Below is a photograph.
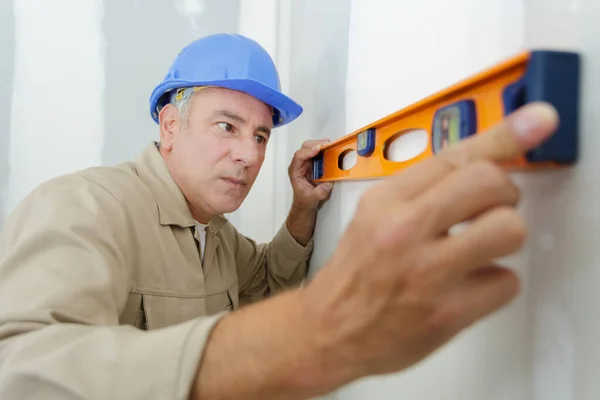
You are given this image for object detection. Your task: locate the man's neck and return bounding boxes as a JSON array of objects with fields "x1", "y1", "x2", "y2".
[
  {"x1": 156, "y1": 144, "x2": 215, "y2": 225},
  {"x1": 189, "y1": 206, "x2": 212, "y2": 225}
]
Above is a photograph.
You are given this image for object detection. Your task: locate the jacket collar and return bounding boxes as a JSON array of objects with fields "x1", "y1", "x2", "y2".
[{"x1": 134, "y1": 142, "x2": 227, "y2": 233}]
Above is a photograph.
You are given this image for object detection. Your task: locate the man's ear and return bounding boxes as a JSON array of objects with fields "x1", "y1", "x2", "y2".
[{"x1": 158, "y1": 104, "x2": 180, "y2": 151}]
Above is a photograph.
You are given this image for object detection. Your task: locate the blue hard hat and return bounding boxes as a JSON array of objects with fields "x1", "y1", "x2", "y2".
[{"x1": 149, "y1": 33, "x2": 303, "y2": 128}]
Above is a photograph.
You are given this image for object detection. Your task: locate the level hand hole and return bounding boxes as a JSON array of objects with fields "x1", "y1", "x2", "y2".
[
  {"x1": 384, "y1": 129, "x2": 428, "y2": 162},
  {"x1": 338, "y1": 149, "x2": 357, "y2": 170}
]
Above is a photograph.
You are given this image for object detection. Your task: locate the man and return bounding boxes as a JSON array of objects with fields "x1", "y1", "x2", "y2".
[{"x1": 0, "y1": 33, "x2": 559, "y2": 399}]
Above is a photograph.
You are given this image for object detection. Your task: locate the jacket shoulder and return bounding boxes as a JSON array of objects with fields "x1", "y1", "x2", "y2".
[
  {"x1": 77, "y1": 162, "x2": 159, "y2": 217},
  {"x1": 76, "y1": 162, "x2": 151, "y2": 199},
  {"x1": 6, "y1": 162, "x2": 155, "y2": 224}
]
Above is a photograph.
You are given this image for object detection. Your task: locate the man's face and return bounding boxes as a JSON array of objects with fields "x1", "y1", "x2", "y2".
[{"x1": 158, "y1": 87, "x2": 273, "y2": 222}]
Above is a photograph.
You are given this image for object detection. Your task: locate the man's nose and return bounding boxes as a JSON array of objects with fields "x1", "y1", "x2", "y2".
[{"x1": 231, "y1": 136, "x2": 260, "y2": 167}]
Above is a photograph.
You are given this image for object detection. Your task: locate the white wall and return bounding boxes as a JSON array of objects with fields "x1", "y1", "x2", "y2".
[
  {"x1": 7, "y1": 0, "x2": 105, "y2": 216},
  {"x1": 522, "y1": 0, "x2": 600, "y2": 399},
  {"x1": 0, "y1": 0, "x2": 14, "y2": 229},
  {"x1": 280, "y1": 0, "x2": 352, "y2": 276}
]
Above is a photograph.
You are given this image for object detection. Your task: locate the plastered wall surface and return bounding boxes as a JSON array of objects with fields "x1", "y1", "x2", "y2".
[
  {"x1": 0, "y1": 0, "x2": 13, "y2": 228},
  {"x1": 521, "y1": 0, "x2": 600, "y2": 398},
  {"x1": 278, "y1": 0, "x2": 352, "y2": 275},
  {"x1": 7, "y1": 0, "x2": 106, "y2": 217}
]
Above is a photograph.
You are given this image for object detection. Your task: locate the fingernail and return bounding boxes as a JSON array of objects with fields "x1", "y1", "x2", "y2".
[
  {"x1": 313, "y1": 144, "x2": 322, "y2": 151},
  {"x1": 324, "y1": 182, "x2": 334, "y2": 191},
  {"x1": 512, "y1": 103, "x2": 559, "y2": 146}
]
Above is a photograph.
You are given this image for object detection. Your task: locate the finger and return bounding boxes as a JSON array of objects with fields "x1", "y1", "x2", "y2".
[
  {"x1": 418, "y1": 160, "x2": 520, "y2": 236},
  {"x1": 432, "y1": 265, "x2": 520, "y2": 335},
  {"x1": 292, "y1": 146, "x2": 323, "y2": 165},
  {"x1": 291, "y1": 142, "x2": 331, "y2": 171},
  {"x1": 290, "y1": 151, "x2": 318, "y2": 176},
  {"x1": 440, "y1": 102, "x2": 558, "y2": 165},
  {"x1": 428, "y1": 205, "x2": 526, "y2": 281},
  {"x1": 381, "y1": 102, "x2": 559, "y2": 201},
  {"x1": 302, "y1": 139, "x2": 330, "y2": 149}
]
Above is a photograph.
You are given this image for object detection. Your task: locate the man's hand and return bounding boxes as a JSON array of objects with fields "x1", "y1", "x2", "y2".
[
  {"x1": 192, "y1": 103, "x2": 560, "y2": 400},
  {"x1": 302, "y1": 102, "x2": 559, "y2": 382},
  {"x1": 288, "y1": 139, "x2": 334, "y2": 210},
  {"x1": 285, "y1": 139, "x2": 335, "y2": 246}
]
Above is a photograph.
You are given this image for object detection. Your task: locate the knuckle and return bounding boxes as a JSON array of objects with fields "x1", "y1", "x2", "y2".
[
  {"x1": 437, "y1": 145, "x2": 473, "y2": 170},
  {"x1": 470, "y1": 161, "x2": 519, "y2": 203},
  {"x1": 413, "y1": 199, "x2": 435, "y2": 221},
  {"x1": 495, "y1": 207, "x2": 527, "y2": 247},
  {"x1": 407, "y1": 199, "x2": 436, "y2": 230},
  {"x1": 405, "y1": 254, "x2": 440, "y2": 291},
  {"x1": 302, "y1": 141, "x2": 315, "y2": 150},
  {"x1": 471, "y1": 160, "x2": 504, "y2": 186},
  {"x1": 498, "y1": 268, "x2": 521, "y2": 299},
  {"x1": 374, "y1": 205, "x2": 425, "y2": 251},
  {"x1": 426, "y1": 303, "x2": 461, "y2": 336}
]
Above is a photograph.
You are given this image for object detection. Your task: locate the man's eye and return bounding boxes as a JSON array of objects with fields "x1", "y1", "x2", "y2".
[
  {"x1": 217, "y1": 122, "x2": 234, "y2": 132},
  {"x1": 255, "y1": 135, "x2": 267, "y2": 144}
]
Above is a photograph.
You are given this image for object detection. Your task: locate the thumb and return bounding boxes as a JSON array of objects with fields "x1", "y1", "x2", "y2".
[
  {"x1": 315, "y1": 182, "x2": 334, "y2": 198},
  {"x1": 439, "y1": 102, "x2": 559, "y2": 165}
]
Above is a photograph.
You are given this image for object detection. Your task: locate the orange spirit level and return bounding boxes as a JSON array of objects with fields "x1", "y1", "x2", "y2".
[{"x1": 313, "y1": 50, "x2": 580, "y2": 182}]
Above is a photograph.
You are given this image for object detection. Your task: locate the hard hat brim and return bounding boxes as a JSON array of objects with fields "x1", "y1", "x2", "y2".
[{"x1": 150, "y1": 79, "x2": 303, "y2": 128}]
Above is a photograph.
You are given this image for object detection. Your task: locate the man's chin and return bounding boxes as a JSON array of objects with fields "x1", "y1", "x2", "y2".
[{"x1": 210, "y1": 197, "x2": 245, "y2": 215}]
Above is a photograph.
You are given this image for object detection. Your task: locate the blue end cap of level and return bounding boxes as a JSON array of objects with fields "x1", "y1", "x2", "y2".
[{"x1": 503, "y1": 50, "x2": 581, "y2": 164}]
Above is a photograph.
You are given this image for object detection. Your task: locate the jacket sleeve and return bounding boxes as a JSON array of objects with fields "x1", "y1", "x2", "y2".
[
  {"x1": 233, "y1": 221, "x2": 314, "y2": 305},
  {"x1": 0, "y1": 174, "x2": 223, "y2": 400}
]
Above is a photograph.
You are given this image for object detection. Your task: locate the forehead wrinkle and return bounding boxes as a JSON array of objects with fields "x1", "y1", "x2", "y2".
[{"x1": 213, "y1": 109, "x2": 245, "y2": 124}]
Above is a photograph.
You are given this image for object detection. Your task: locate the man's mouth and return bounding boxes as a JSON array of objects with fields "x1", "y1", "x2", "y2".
[{"x1": 222, "y1": 177, "x2": 247, "y2": 187}]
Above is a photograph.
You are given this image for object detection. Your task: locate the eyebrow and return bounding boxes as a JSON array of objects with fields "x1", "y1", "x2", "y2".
[{"x1": 213, "y1": 110, "x2": 271, "y2": 136}]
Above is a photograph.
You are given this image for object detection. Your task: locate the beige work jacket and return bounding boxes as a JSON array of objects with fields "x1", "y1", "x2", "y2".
[{"x1": 0, "y1": 142, "x2": 313, "y2": 399}]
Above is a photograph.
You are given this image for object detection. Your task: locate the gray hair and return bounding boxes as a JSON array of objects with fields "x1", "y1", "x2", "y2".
[
  {"x1": 155, "y1": 86, "x2": 204, "y2": 130},
  {"x1": 169, "y1": 88, "x2": 197, "y2": 129},
  {"x1": 156, "y1": 88, "x2": 200, "y2": 147}
]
